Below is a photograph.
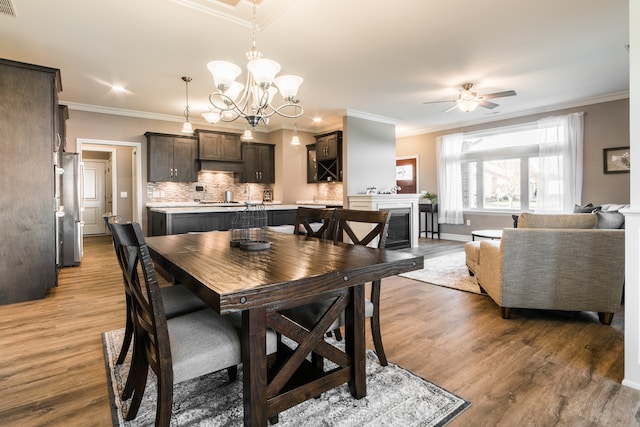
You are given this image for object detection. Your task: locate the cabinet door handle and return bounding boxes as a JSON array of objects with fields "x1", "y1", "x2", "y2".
[
  {"x1": 170, "y1": 168, "x2": 173, "y2": 177},
  {"x1": 175, "y1": 168, "x2": 178, "y2": 178}
]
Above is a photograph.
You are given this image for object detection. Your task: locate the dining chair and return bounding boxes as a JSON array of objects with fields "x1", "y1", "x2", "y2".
[
  {"x1": 330, "y1": 208, "x2": 391, "y2": 365},
  {"x1": 109, "y1": 222, "x2": 278, "y2": 426},
  {"x1": 104, "y1": 215, "x2": 208, "y2": 365},
  {"x1": 284, "y1": 208, "x2": 391, "y2": 366},
  {"x1": 293, "y1": 206, "x2": 336, "y2": 239}
]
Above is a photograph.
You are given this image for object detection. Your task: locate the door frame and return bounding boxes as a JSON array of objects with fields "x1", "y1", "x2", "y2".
[
  {"x1": 396, "y1": 155, "x2": 420, "y2": 194},
  {"x1": 77, "y1": 138, "x2": 143, "y2": 225},
  {"x1": 82, "y1": 158, "x2": 108, "y2": 235}
]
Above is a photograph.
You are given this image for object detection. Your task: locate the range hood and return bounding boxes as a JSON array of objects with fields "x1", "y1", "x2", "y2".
[{"x1": 198, "y1": 159, "x2": 244, "y2": 173}]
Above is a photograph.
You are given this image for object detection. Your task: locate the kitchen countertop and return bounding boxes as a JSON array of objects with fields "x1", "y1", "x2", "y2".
[
  {"x1": 294, "y1": 200, "x2": 343, "y2": 206},
  {"x1": 149, "y1": 203, "x2": 324, "y2": 214}
]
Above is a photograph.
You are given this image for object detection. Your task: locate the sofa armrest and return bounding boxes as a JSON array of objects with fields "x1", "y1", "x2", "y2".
[{"x1": 477, "y1": 240, "x2": 503, "y2": 301}]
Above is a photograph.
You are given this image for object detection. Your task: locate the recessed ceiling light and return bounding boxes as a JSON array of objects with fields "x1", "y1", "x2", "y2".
[
  {"x1": 111, "y1": 84, "x2": 127, "y2": 93},
  {"x1": 313, "y1": 117, "x2": 322, "y2": 123}
]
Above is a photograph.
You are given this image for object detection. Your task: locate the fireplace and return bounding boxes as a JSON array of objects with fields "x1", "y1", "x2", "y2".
[
  {"x1": 385, "y1": 208, "x2": 411, "y2": 249},
  {"x1": 347, "y1": 193, "x2": 420, "y2": 248}
]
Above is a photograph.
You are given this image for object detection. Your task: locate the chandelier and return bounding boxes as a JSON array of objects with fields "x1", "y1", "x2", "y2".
[{"x1": 205, "y1": 0, "x2": 303, "y2": 129}]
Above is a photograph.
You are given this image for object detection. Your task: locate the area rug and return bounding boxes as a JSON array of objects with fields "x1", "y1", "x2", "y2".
[
  {"x1": 399, "y1": 251, "x2": 483, "y2": 295},
  {"x1": 103, "y1": 329, "x2": 470, "y2": 426}
]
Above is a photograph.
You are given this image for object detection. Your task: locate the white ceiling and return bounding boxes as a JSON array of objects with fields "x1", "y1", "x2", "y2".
[{"x1": 0, "y1": 0, "x2": 629, "y2": 136}]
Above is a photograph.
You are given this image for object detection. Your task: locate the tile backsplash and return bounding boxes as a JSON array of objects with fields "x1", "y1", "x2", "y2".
[
  {"x1": 147, "y1": 171, "x2": 344, "y2": 204},
  {"x1": 147, "y1": 171, "x2": 270, "y2": 203}
]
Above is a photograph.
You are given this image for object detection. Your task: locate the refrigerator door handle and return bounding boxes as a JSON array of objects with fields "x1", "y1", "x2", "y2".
[{"x1": 79, "y1": 161, "x2": 85, "y2": 212}]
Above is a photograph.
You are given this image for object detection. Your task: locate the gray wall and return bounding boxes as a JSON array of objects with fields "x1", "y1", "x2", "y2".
[
  {"x1": 397, "y1": 98, "x2": 630, "y2": 238},
  {"x1": 343, "y1": 115, "x2": 397, "y2": 197}
]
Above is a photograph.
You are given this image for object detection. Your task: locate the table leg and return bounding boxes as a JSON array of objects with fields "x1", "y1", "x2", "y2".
[
  {"x1": 242, "y1": 307, "x2": 268, "y2": 427},
  {"x1": 345, "y1": 283, "x2": 366, "y2": 398}
]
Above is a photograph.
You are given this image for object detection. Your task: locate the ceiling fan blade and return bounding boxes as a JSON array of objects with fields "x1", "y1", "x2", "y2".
[
  {"x1": 478, "y1": 100, "x2": 499, "y2": 109},
  {"x1": 443, "y1": 103, "x2": 459, "y2": 113},
  {"x1": 479, "y1": 90, "x2": 516, "y2": 100},
  {"x1": 423, "y1": 100, "x2": 457, "y2": 105}
]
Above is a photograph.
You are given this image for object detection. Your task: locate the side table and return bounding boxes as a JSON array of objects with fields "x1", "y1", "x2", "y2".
[{"x1": 419, "y1": 203, "x2": 440, "y2": 240}]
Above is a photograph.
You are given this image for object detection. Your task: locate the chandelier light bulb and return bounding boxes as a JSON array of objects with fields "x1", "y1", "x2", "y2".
[
  {"x1": 247, "y1": 58, "x2": 281, "y2": 86},
  {"x1": 207, "y1": 61, "x2": 242, "y2": 91},
  {"x1": 274, "y1": 75, "x2": 303, "y2": 100},
  {"x1": 201, "y1": 110, "x2": 221, "y2": 124}
]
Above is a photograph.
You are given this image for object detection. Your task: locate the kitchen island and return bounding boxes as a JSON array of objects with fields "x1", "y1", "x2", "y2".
[{"x1": 148, "y1": 203, "x2": 326, "y2": 236}]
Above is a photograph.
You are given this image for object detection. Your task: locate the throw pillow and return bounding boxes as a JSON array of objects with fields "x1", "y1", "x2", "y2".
[
  {"x1": 595, "y1": 211, "x2": 625, "y2": 229},
  {"x1": 573, "y1": 203, "x2": 601, "y2": 213}
]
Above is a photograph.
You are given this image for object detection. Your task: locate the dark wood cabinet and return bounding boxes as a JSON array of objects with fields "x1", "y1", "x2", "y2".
[
  {"x1": 145, "y1": 132, "x2": 198, "y2": 182},
  {"x1": 314, "y1": 131, "x2": 342, "y2": 182},
  {"x1": 241, "y1": 143, "x2": 275, "y2": 183},
  {"x1": 197, "y1": 130, "x2": 242, "y2": 161},
  {"x1": 0, "y1": 58, "x2": 61, "y2": 304},
  {"x1": 149, "y1": 208, "x2": 298, "y2": 236},
  {"x1": 306, "y1": 144, "x2": 317, "y2": 183}
]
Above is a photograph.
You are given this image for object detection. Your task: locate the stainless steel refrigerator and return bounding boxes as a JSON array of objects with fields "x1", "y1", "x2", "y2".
[{"x1": 61, "y1": 152, "x2": 84, "y2": 266}]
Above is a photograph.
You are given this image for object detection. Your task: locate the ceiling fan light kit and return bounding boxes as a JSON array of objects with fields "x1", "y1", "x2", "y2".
[
  {"x1": 206, "y1": 0, "x2": 303, "y2": 129},
  {"x1": 424, "y1": 82, "x2": 516, "y2": 113}
]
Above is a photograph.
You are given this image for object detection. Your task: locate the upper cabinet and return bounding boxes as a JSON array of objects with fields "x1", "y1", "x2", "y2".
[
  {"x1": 241, "y1": 143, "x2": 275, "y2": 183},
  {"x1": 306, "y1": 144, "x2": 317, "y2": 183},
  {"x1": 145, "y1": 132, "x2": 198, "y2": 182},
  {"x1": 314, "y1": 131, "x2": 342, "y2": 182},
  {"x1": 197, "y1": 130, "x2": 242, "y2": 162}
]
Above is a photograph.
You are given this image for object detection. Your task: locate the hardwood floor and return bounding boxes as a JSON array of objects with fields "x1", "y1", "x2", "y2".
[{"x1": 0, "y1": 235, "x2": 638, "y2": 426}]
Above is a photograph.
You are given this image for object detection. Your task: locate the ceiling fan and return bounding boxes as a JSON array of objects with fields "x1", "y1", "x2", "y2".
[{"x1": 423, "y1": 83, "x2": 516, "y2": 113}]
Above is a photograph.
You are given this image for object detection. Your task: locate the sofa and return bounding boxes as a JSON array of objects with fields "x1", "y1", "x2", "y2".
[{"x1": 464, "y1": 212, "x2": 625, "y2": 324}]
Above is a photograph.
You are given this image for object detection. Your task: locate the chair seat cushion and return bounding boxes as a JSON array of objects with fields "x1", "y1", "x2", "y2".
[
  {"x1": 168, "y1": 309, "x2": 242, "y2": 384},
  {"x1": 160, "y1": 284, "x2": 208, "y2": 318},
  {"x1": 168, "y1": 309, "x2": 278, "y2": 384}
]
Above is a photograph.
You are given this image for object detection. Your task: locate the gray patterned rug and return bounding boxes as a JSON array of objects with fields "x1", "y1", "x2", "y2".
[
  {"x1": 399, "y1": 251, "x2": 484, "y2": 295},
  {"x1": 103, "y1": 328, "x2": 470, "y2": 426}
]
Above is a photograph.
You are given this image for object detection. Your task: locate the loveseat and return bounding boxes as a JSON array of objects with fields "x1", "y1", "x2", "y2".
[{"x1": 465, "y1": 212, "x2": 625, "y2": 325}]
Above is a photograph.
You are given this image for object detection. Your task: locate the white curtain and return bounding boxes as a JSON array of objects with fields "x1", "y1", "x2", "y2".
[
  {"x1": 535, "y1": 112, "x2": 584, "y2": 213},
  {"x1": 436, "y1": 133, "x2": 465, "y2": 224}
]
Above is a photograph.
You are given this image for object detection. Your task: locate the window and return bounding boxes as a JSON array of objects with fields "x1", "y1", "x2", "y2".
[
  {"x1": 460, "y1": 124, "x2": 540, "y2": 211},
  {"x1": 437, "y1": 112, "x2": 583, "y2": 221}
]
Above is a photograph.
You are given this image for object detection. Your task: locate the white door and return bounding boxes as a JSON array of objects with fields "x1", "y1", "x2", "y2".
[{"x1": 83, "y1": 160, "x2": 107, "y2": 235}]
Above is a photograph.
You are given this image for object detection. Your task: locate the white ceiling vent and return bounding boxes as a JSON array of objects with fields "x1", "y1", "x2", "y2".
[{"x1": 0, "y1": 0, "x2": 15, "y2": 17}]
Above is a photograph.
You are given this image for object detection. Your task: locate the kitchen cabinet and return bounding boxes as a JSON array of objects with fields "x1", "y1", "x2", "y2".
[
  {"x1": 306, "y1": 144, "x2": 317, "y2": 183},
  {"x1": 149, "y1": 208, "x2": 298, "y2": 236},
  {"x1": 241, "y1": 143, "x2": 275, "y2": 183},
  {"x1": 145, "y1": 132, "x2": 198, "y2": 182},
  {"x1": 0, "y1": 58, "x2": 61, "y2": 304},
  {"x1": 197, "y1": 129, "x2": 242, "y2": 162},
  {"x1": 314, "y1": 130, "x2": 342, "y2": 182}
]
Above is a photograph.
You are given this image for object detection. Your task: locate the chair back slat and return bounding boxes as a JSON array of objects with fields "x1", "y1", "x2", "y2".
[
  {"x1": 332, "y1": 209, "x2": 390, "y2": 249},
  {"x1": 109, "y1": 222, "x2": 173, "y2": 383},
  {"x1": 294, "y1": 207, "x2": 336, "y2": 239}
]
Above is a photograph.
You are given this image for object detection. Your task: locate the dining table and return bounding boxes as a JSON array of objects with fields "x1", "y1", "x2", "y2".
[{"x1": 146, "y1": 229, "x2": 424, "y2": 427}]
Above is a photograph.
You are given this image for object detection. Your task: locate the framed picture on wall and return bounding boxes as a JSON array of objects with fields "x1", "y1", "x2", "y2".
[{"x1": 603, "y1": 146, "x2": 630, "y2": 174}]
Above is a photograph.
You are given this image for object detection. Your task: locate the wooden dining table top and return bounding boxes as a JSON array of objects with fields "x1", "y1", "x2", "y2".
[{"x1": 146, "y1": 230, "x2": 424, "y2": 314}]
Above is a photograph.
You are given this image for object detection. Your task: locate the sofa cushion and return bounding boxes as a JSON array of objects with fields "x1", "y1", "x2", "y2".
[
  {"x1": 601, "y1": 203, "x2": 630, "y2": 212},
  {"x1": 573, "y1": 203, "x2": 601, "y2": 213},
  {"x1": 518, "y1": 213, "x2": 597, "y2": 229},
  {"x1": 595, "y1": 211, "x2": 625, "y2": 229}
]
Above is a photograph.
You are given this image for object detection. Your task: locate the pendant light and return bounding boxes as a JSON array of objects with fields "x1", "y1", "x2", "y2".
[
  {"x1": 181, "y1": 76, "x2": 194, "y2": 134},
  {"x1": 290, "y1": 124, "x2": 300, "y2": 145}
]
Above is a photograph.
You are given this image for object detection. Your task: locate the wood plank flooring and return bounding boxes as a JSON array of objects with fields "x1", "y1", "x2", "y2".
[{"x1": 0, "y1": 235, "x2": 638, "y2": 426}]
